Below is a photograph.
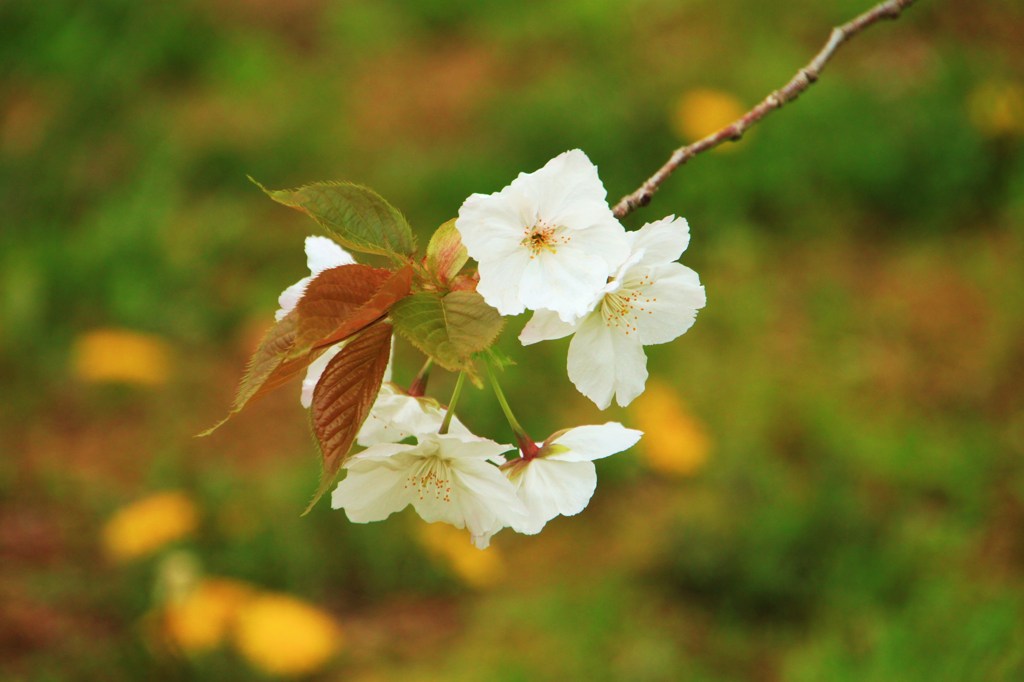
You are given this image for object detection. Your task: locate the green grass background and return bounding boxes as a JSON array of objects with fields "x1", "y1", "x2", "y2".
[{"x1": 2, "y1": 0, "x2": 1023, "y2": 679}]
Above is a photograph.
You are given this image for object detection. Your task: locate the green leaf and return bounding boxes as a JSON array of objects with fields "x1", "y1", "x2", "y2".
[
  {"x1": 305, "y1": 321, "x2": 393, "y2": 513},
  {"x1": 256, "y1": 179, "x2": 417, "y2": 258},
  {"x1": 425, "y1": 219, "x2": 468, "y2": 285},
  {"x1": 390, "y1": 290, "x2": 504, "y2": 372}
]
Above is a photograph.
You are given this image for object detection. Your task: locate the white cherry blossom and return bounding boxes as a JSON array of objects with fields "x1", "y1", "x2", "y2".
[
  {"x1": 456, "y1": 149, "x2": 629, "y2": 323},
  {"x1": 500, "y1": 423, "x2": 642, "y2": 536},
  {"x1": 355, "y1": 383, "x2": 470, "y2": 446},
  {"x1": 331, "y1": 432, "x2": 525, "y2": 548},
  {"x1": 519, "y1": 216, "x2": 706, "y2": 409},
  {"x1": 302, "y1": 349, "x2": 473, "y2": 447}
]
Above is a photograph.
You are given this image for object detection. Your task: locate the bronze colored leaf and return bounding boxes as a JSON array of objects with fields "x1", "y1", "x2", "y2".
[
  {"x1": 198, "y1": 312, "x2": 325, "y2": 436},
  {"x1": 307, "y1": 265, "x2": 411, "y2": 351},
  {"x1": 201, "y1": 265, "x2": 410, "y2": 437},
  {"x1": 305, "y1": 321, "x2": 393, "y2": 512},
  {"x1": 290, "y1": 264, "x2": 411, "y2": 356}
]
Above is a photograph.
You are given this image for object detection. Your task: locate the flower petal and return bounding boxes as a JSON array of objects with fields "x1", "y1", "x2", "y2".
[
  {"x1": 508, "y1": 459, "x2": 597, "y2": 534},
  {"x1": 305, "y1": 236, "x2": 354, "y2": 274},
  {"x1": 474, "y1": 246, "x2": 533, "y2": 317},
  {"x1": 547, "y1": 422, "x2": 644, "y2": 462},
  {"x1": 331, "y1": 452, "x2": 416, "y2": 522},
  {"x1": 567, "y1": 218, "x2": 630, "y2": 272},
  {"x1": 630, "y1": 263, "x2": 706, "y2": 346},
  {"x1": 455, "y1": 185, "x2": 531, "y2": 315},
  {"x1": 523, "y1": 149, "x2": 609, "y2": 220},
  {"x1": 518, "y1": 249, "x2": 607, "y2": 322},
  {"x1": 521, "y1": 150, "x2": 627, "y2": 272},
  {"x1": 344, "y1": 442, "x2": 415, "y2": 462},
  {"x1": 567, "y1": 312, "x2": 649, "y2": 409},
  {"x1": 452, "y1": 458, "x2": 526, "y2": 535},
  {"x1": 275, "y1": 276, "x2": 311, "y2": 321},
  {"x1": 519, "y1": 310, "x2": 579, "y2": 346},
  {"x1": 357, "y1": 385, "x2": 439, "y2": 445},
  {"x1": 413, "y1": 458, "x2": 521, "y2": 539},
  {"x1": 434, "y1": 433, "x2": 514, "y2": 462},
  {"x1": 626, "y1": 216, "x2": 690, "y2": 267},
  {"x1": 456, "y1": 187, "x2": 531, "y2": 261}
]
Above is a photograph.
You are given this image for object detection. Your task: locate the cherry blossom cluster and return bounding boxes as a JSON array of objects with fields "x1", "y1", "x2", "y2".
[
  {"x1": 459, "y1": 150, "x2": 706, "y2": 409},
  {"x1": 280, "y1": 150, "x2": 704, "y2": 548}
]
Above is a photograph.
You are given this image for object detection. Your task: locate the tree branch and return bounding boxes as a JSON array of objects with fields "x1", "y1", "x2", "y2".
[{"x1": 612, "y1": 0, "x2": 921, "y2": 219}]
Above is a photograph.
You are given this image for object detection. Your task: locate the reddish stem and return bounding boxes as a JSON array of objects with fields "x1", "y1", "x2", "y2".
[{"x1": 516, "y1": 433, "x2": 541, "y2": 461}]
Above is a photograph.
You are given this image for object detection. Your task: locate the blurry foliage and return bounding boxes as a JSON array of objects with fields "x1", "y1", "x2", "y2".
[{"x1": 2, "y1": 0, "x2": 1024, "y2": 680}]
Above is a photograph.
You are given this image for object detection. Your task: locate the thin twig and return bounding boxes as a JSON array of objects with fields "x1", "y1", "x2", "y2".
[{"x1": 612, "y1": 0, "x2": 920, "y2": 219}]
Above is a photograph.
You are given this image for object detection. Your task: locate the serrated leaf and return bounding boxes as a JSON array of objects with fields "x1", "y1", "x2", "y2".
[
  {"x1": 201, "y1": 265, "x2": 411, "y2": 437},
  {"x1": 480, "y1": 346, "x2": 517, "y2": 371},
  {"x1": 305, "y1": 321, "x2": 393, "y2": 513},
  {"x1": 290, "y1": 264, "x2": 412, "y2": 356},
  {"x1": 198, "y1": 312, "x2": 326, "y2": 436},
  {"x1": 425, "y1": 219, "x2": 468, "y2": 285},
  {"x1": 258, "y1": 180, "x2": 417, "y2": 258},
  {"x1": 390, "y1": 291, "x2": 504, "y2": 372}
]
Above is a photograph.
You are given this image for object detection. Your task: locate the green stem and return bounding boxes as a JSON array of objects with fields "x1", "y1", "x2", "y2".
[
  {"x1": 485, "y1": 361, "x2": 530, "y2": 442},
  {"x1": 438, "y1": 371, "x2": 466, "y2": 435}
]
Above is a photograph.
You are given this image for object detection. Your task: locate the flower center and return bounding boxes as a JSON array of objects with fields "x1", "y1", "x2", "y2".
[
  {"x1": 601, "y1": 274, "x2": 656, "y2": 336},
  {"x1": 521, "y1": 222, "x2": 570, "y2": 258},
  {"x1": 405, "y1": 456, "x2": 453, "y2": 503}
]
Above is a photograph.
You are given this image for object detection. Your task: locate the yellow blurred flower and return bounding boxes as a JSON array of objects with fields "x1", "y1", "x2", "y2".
[
  {"x1": 631, "y1": 380, "x2": 711, "y2": 477},
  {"x1": 163, "y1": 578, "x2": 255, "y2": 654},
  {"x1": 968, "y1": 80, "x2": 1024, "y2": 137},
  {"x1": 671, "y1": 88, "x2": 747, "y2": 149},
  {"x1": 102, "y1": 491, "x2": 199, "y2": 562},
  {"x1": 72, "y1": 328, "x2": 171, "y2": 386},
  {"x1": 418, "y1": 522, "x2": 504, "y2": 589},
  {"x1": 233, "y1": 593, "x2": 343, "y2": 677}
]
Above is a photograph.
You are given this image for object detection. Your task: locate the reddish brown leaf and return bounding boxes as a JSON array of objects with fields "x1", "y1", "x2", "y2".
[
  {"x1": 314, "y1": 265, "x2": 412, "y2": 350},
  {"x1": 199, "y1": 312, "x2": 326, "y2": 436},
  {"x1": 290, "y1": 264, "x2": 391, "y2": 353},
  {"x1": 201, "y1": 265, "x2": 410, "y2": 438},
  {"x1": 290, "y1": 264, "x2": 412, "y2": 358},
  {"x1": 305, "y1": 321, "x2": 393, "y2": 512}
]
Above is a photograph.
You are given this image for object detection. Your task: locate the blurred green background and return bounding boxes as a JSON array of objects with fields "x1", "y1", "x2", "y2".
[{"x1": 3, "y1": 0, "x2": 1024, "y2": 679}]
